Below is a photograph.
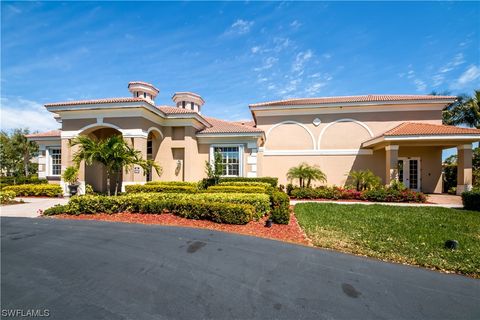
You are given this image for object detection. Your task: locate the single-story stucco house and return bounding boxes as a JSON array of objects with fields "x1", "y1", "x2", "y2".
[{"x1": 27, "y1": 81, "x2": 480, "y2": 195}]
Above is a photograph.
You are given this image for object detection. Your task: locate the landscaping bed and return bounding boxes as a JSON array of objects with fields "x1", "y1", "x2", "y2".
[
  {"x1": 51, "y1": 210, "x2": 309, "y2": 245},
  {"x1": 295, "y1": 203, "x2": 480, "y2": 277}
]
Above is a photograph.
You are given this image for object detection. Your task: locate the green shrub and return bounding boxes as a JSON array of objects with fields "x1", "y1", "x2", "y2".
[
  {"x1": 218, "y1": 181, "x2": 271, "y2": 188},
  {"x1": 62, "y1": 166, "x2": 79, "y2": 185},
  {"x1": 0, "y1": 176, "x2": 48, "y2": 188},
  {"x1": 198, "y1": 178, "x2": 218, "y2": 190},
  {"x1": 43, "y1": 204, "x2": 69, "y2": 216},
  {"x1": 145, "y1": 181, "x2": 198, "y2": 187},
  {"x1": 218, "y1": 177, "x2": 278, "y2": 187},
  {"x1": 270, "y1": 191, "x2": 290, "y2": 224},
  {"x1": 125, "y1": 184, "x2": 197, "y2": 194},
  {"x1": 206, "y1": 185, "x2": 269, "y2": 194},
  {"x1": 44, "y1": 194, "x2": 254, "y2": 224},
  {"x1": 462, "y1": 190, "x2": 480, "y2": 211},
  {"x1": 119, "y1": 192, "x2": 270, "y2": 219},
  {"x1": 0, "y1": 190, "x2": 16, "y2": 204},
  {"x1": 290, "y1": 186, "x2": 426, "y2": 203},
  {"x1": 361, "y1": 188, "x2": 426, "y2": 203},
  {"x1": 2, "y1": 184, "x2": 63, "y2": 197}
]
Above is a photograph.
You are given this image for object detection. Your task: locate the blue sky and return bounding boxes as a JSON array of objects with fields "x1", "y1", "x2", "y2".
[{"x1": 1, "y1": 1, "x2": 479, "y2": 135}]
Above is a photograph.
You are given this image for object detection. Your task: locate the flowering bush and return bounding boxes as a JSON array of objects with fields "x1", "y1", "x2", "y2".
[
  {"x1": 0, "y1": 190, "x2": 16, "y2": 204},
  {"x1": 290, "y1": 186, "x2": 426, "y2": 203}
]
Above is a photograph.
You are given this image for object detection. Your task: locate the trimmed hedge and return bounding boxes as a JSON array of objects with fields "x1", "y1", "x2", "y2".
[
  {"x1": 2, "y1": 184, "x2": 63, "y2": 197},
  {"x1": 218, "y1": 181, "x2": 271, "y2": 188},
  {"x1": 145, "y1": 181, "x2": 198, "y2": 187},
  {"x1": 0, "y1": 190, "x2": 16, "y2": 204},
  {"x1": 43, "y1": 194, "x2": 254, "y2": 224},
  {"x1": 125, "y1": 184, "x2": 197, "y2": 194},
  {"x1": 290, "y1": 186, "x2": 426, "y2": 203},
  {"x1": 218, "y1": 177, "x2": 278, "y2": 187},
  {"x1": 206, "y1": 185, "x2": 269, "y2": 194},
  {"x1": 270, "y1": 191, "x2": 290, "y2": 224},
  {"x1": 0, "y1": 176, "x2": 48, "y2": 188},
  {"x1": 462, "y1": 190, "x2": 480, "y2": 211},
  {"x1": 124, "y1": 192, "x2": 270, "y2": 219}
]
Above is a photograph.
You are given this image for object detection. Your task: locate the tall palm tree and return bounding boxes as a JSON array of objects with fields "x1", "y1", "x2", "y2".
[
  {"x1": 70, "y1": 135, "x2": 161, "y2": 196},
  {"x1": 442, "y1": 90, "x2": 480, "y2": 128},
  {"x1": 287, "y1": 163, "x2": 327, "y2": 187}
]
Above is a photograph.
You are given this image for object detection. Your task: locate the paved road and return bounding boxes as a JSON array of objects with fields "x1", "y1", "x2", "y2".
[
  {"x1": 2, "y1": 217, "x2": 479, "y2": 320},
  {"x1": 0, "y1": 197, "x2": 69, "y2": 218}
]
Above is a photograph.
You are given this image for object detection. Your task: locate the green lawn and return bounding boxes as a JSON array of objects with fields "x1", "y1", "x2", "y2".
[{"x1": 295, "y1": 203, "x2": 480, "y2": 277}]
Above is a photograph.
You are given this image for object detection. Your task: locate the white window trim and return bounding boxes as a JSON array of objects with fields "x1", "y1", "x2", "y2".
[
  {"x1": 398, "y1": 157, "x2": 421, "y2": 192},
  {"x1": 209, "y1": 144, "x2": 244, "y2": 177},
  {"x1": 46, "y1": 146, "x2": 61, "y2": 176}
]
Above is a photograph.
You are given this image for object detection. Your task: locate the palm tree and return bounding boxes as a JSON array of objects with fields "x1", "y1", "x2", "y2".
[
  {"x1": 442, "y1": 90, "x2": 480, "y2": 128},
  {"x1": 287, "y1": 163, "x2": 327, "y2": 188},
  {"x1": 346, "y1": 169, "x2": 381, "y2": 191},
  {"x1": 70, "y1": 135, "x2": 161, "y2": 196}
]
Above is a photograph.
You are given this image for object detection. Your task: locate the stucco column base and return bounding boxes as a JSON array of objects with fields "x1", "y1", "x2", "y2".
[
  {"x1": 456, "y1": 144, "x2": 473, "y2": 195},
  {"x1": 385, "y1": 145, "x2": 399, "y2": 185}
]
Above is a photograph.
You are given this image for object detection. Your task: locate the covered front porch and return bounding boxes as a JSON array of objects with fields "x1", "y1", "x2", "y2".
[{"x1": 362, "y1": 123, "x2": 480, "y2": 195}]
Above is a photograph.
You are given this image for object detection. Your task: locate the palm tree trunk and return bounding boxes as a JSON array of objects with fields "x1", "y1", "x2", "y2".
[
  {"x1": 106, "y1": 169, "x2": 111, "y2": 196},
  {"x1": 114, "y1": 170, "x2": 120, "y2": 196}
]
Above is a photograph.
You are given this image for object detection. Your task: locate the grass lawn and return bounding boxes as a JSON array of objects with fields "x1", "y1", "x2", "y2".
[{"x1": 295, "y1": 203, "x2": 480, "y2": 277}]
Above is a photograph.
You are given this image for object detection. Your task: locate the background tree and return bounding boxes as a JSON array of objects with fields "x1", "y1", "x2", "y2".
[
  {"x1": 441, "y1": 90, "x2": 480, "y2": 128},
  {"x1": 0, "y1": 129, "x2": 39, "y2": 180},
  {"x1": 71, "y1": 134, "x2": 161, "y2": 196}
]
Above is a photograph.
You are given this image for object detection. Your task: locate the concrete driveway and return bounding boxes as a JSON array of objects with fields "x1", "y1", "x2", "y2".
[
  {"x1": 0, "y1": 197, "x2": 68, "y2": 218},
  {"x1": 2, "y1": 217, "x2": 479, "y2": 320}
]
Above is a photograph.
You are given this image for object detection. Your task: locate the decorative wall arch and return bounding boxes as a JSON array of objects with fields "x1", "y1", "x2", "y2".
[
  {"x1": 266, "y1": 120, "x2": 316, "y2": 150},
  {"x1": 318, "y1": 118, "x2": 373, "y2": 149},
  {"x1": 78, "y1": 122, "x2": 123, "y2": 135},
  {"x1": 147, "y1": 127, "x2": 164, "y2": 140}
]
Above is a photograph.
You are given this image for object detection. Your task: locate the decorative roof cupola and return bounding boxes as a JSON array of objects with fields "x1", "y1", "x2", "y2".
[
  {"x1": 128, "y1": 81, "x2": 159, "y2": 104},
  {"x1": 172, "y1": 92, "x2": 205, "y2": 113}
]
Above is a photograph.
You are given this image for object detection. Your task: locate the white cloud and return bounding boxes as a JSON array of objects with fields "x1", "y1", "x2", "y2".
[
  {"x1": 439, "y1": 53, "x2": 465, "y2": 73},
  {"x1": 292, "y1": 50, "x2": 313, "y2": 73},
  {"x1": 228, "y1": 19, "x2": 254, "y2": 35},
  {"x1": 432, "y1": 74, "x2": 445, "y2": 87},
  {"x1": 254, "y1": 57, "x2": 278, "y2": 72},
  {"x1": 322, "y1": 53, "x2": 332, "y2": 59},
  {"x1": 0, "y1": 97, "x2": 59, "y2": 132},
  {"x1": 305, "y1": 82, "x2": 326, "y2": 96},
  {"x1": 414, "y1": 79, "x2": 427, "y2": 92},
  {"x1": 454, "y1": 65, "x2": 480, "y2": 87},
  {"x1": 273, "y1": 37, "x2": 291, "y2": 52},
  {"x1": 251, "y1": 46, "x2": 260, "y2": 54},
  {"x1": 290, "y1": 20, "x2": 301, "y2": 29}
]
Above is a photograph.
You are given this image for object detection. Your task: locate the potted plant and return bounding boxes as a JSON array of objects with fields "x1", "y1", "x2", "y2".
[{"x1": 62, "y1": 166, "x2": 79, "y2": 196}]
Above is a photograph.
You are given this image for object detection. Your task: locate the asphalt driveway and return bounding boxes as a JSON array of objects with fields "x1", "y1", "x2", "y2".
[{"x1": 1, "y1": 217, "x2": 479, "y2": 320}]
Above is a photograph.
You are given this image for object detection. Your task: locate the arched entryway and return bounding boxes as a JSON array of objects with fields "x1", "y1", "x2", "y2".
[
  {"x1": 81, "y1": 126, "x2": 123, "y2": 194},
  {"x1": 146, "y1": 128, "x2": 163, "y2": 181}
]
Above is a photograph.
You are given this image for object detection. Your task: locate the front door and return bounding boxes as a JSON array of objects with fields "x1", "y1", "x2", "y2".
[{"x1": 398, "y1": 157, "x2": 421, "y2": 191}]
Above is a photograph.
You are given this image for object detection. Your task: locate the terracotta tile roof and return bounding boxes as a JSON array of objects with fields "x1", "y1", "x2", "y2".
[
  {"x1": 233, "y1": 120, "x2": 256, "y2": 127},
  {"x1": 45, "y1": 97, "x2": 155, "y2": 107},
  {"x1": 383, "y1": 122, "x2": 480, "y2": 136},
  {"x1": 25, "y1": 130, "x2": 61, "y2": 138},
  {"x1": 156, "y1": 105, "x2": 199, "y2": 114},
  {"x1": 198, "y1": 117, "x2": 263, "y2": 134},
  {"x1": 250, "y1": 94, "x2": 457, "y2": 107},
  {"x1": 128, "y1": 81, "x2": 160, "y2": 93}
]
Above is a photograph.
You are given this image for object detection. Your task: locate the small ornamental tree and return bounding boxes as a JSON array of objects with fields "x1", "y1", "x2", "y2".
[{"x1": 287, "y1": 163, "x2": 327, "y2": 188}]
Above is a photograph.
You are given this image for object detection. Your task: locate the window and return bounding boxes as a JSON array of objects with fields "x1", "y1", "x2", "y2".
[
  {"x1": 144, "y1": 92, "x2": 146, "y2": 98},
  {"x1": 49, "y1": 148, "x2": 61, "y2": 176},
  {"x1": 214, "y1": 146, "x2": 240, "y2": 176},
  {"x1": 182, "y1": 101, "x2": 186, "y2": 108},
  {"x1": 191, "y1": 102, "x2": 194, "y2": 110}
]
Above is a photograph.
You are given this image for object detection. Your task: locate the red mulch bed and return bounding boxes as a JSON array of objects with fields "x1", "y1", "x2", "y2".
[{"x1": 52, "y1": 209, "x2": 311, "y2": 246}]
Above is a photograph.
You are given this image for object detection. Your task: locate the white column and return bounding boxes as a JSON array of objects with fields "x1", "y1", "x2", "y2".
[
  {"x1": 385, "y1": 145, "x2": 399, "y2": 185},
  {"x1": 456, "y1": 144, "x2": 473, "y2": 195}
]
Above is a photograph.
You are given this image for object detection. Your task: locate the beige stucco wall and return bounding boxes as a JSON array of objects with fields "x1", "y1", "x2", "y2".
[
  {"x1": 257, "y1": 110, "x2": 442, "y2": 150},
  {"x1": 260, "y1": 146, "x2": 442, "y2": 193}
]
